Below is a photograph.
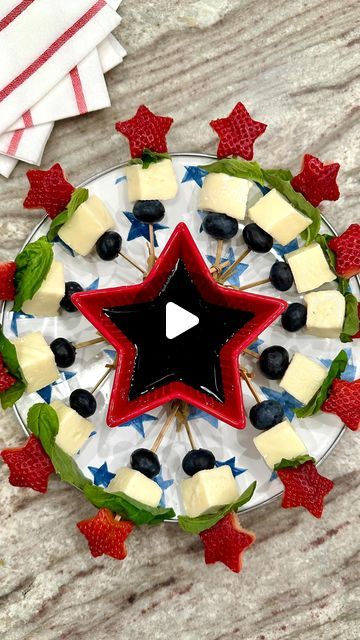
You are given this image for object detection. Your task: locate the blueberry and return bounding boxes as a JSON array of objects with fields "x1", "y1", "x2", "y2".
[
  {"x1": 60, "y1": 281, "x2": 83, "y2": 313},
  {"x1": 96, "y1": 231, "x2": 122, "y2": 261},
  {"x1": 50, "y1": 338, "x2": 76, "y2": 368},
  {"x1": 249, "y1": 400, "x2": 284, "y2": 430},
  {"x1": 202, "y1": 213, "x2": 238, "y2": 240},
  {"x1": 269, "y1": 261, "x2": 294, "y2": 291},
  {"x1": 243, "y1": 223, "x2": 273, "y2": 253},
  {"x1": 69, "y1": 389, "x2": 97, "y2": 418},
  {"x1": 133, "y1": 200, "x2": 165, "y2": 224},
  {"x1": 281, "y1": 303, "x2": 307, "y2": 332},
  {"x1": 259, "y1": 346, "x2": 289, "y2": 379},
  {"x1": 130, "y1": 448, "x2": 161, "y2": 479},
  {"x1": 182, "y1": 448, "x2": 216, "y2": 476}
]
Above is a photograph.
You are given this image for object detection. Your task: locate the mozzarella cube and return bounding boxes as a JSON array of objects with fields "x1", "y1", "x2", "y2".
[
  {"x1": 253, "y1": 420, "x2": 308, "y2": 469},
  {"x1": 181, "y1": 466, "x2": 239, "y2": 518},
  {"x1": 51, "y1": 400, "x2": 93, "y2": 456},
  {"x1": 58, "y1": 195, "x2": 114, "y2": 256},
  {"x1": 126, "y1": 159, "x2": 178, "y2": 201},
  {"x1": 12, "y1": 332, "x2": 59, "y2": 393},
  {"x1": 248, "y1": 189, "x2": 311, "y2": 245},
  {"x1": 304, "y1": 290, "x2": 346, "y2": 339},
  {"x1": 285, "y1": 243, "x2": 336, "y2": 293},
  {"x1": 280, "y1": 352, "x2": 327, "y2": 404},
  {"x1": 22, "y1": 260, "x2": 65, "y2": 317},
  {"x1": 199, "y1": 173, "x2": 251, "y2": 220},
  {"x1": 106, "y1": 467, "x2": 162, "y2": 508}
]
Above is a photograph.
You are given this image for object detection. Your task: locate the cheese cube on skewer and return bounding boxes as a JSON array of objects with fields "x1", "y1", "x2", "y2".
[
  {"x1": 22, "y1": 260, "x2": 65, "y2": 317},
  {"x1": 12, "y1": 332, "x2": 59, "y2": 393},
  {"x1": 58, "y1": 195, "x2": 114, "y2": 256},
  {"x1": 280, "y1": 352, "x2": 328, "y2": 404},
  {"x1": 199, "y1": 173, "x2": 251, "y2": 220},
  {"x1": 304, "y1": 290, "x2": 346, "y2": 339},
  {"x1": 248, "y1": 189, "x2": 311, "y2": 245},
  {"x1": 126, "y1": 159, "x2": 178, "y2": 201},
  {"x1": 106, "y1": 467, "x2": 162, "y2": 508},
  {"x1": 253, "y1": 420, "x2": 308, "y2": 469},
  {"x1": 181, "y1": 466, "x2": 239, "y2": 518},
  {"x1": 51, "y1": 400, "x2": 93, "y2": 456},
  {"x1": 285, "y1": 243, "x2": 336, "y2": 293}
]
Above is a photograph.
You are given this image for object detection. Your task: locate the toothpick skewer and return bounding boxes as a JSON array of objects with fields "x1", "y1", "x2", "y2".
[
  {"x1": 213, "y1": 240, "x2": 224, "y2": 279},
  {"x1": 151, "y1": 402, "x2": 180, "y2": 453},
  {"x1": 219, "y1": 247, "x2": 251, "y2": 284},
  {"x1": 91, "y1": 357, "x2": 117, "y2": 394},
  {"x1": 119, "y1": 250, "x2": 147, "y2": 275},
  {"x1": 209, "y1": 259, "x2": 230, "y2": 275},
  {"x1": 237, "y1": 278, "x2": 270, "y2": 291},
  {"x1": 244, "y1": 348, "x2": 260, "y2": 360},
  {"x1": 240, "y1": 367, "x2": 262, "y2": 404},
  {"x1": 73, "y1": 336, "x2": 106, "y2": 349},
  {"x1": 183, "y1": 417, "x2": 196, "y2": 450},
  {"x1": 147, "y1": 224, "x2": 157, "y2": 271}
]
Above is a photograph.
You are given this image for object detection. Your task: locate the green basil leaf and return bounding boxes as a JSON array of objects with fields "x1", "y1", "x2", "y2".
[
  {"x1": 340, "y1": 292, "x2": 359, "y2": 342},
  {"x1": 0, "y1": 381, "x2": 26, "y2": 410},
  {"x1": 338, "y1": 277, "x2": 350, "y2": 295},
  {"x1": 262, "y1": 168, "x2": 293, "y2": 182},
  {"x1": 315, "y1": 233, "x2": 336, "y2": 271},
  {"x1": 128, "y1": 149, "x2": 170, "y2": 170},
  {"x1": 47, "y1": 187, "x2": 89, "y2": 242},
  {"x1": 295, "y1": 350, "x2": 348, "y2": 418},
  {"x1": 178, "y1": 481, "x2": 256, "y2": 535},
  {"x1": 199, "y1": 158, "x2": 264, "y2": 184},
  {"x1": 274, "y1": 455, "x2": 315, "y2": 471},
  {"x1": 0, "y1": 325, "x2": 26, "y2": 408},
  {"x1": 13, "y1": 236, "x2": 53, "y2": 312},
  {"x1": 84, "y1": 484, "x2": 175, "y2": 525}
]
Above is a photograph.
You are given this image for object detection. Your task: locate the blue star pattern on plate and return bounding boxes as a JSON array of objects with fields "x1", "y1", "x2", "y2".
[
  {"x1": 11, "y1": 311, "x2": 33, "y2": 337},
  {"x1": 53, "y1": 236, "x2": 76, "y2": 256},
  {"x1": 85, "y1": 278, "x2": 99, "y2": 291},
  {"x1": 88, "y1": 462, "x2": 116, "y2": 487},
  {"x1": 115, "y1": 175, "x2": 127, "y2": 184},
  {"x1": 206, "y1": 247, "x2": 249, "y2": 287},
  {"x1": 116, "y1": 413, "x2": 157, "y2": 438},
  {"x1": 197, "y1": 210, "x2": 205, "y2": 233},
  {"x1": 182, "y1": 165, "x2": 208, "y2": 188},
  {"x1": 269, "y1": 470, "x2": 278, "y2": 482},
  {"x1": 104, "y1": 348, "x2": 117, "y2": 360},
  {"x1": 320, "y1": 348, "x2": 356, "y2": 382},
  {"x1": 215, "y1": 457, "x2": 247, "y2": 478},
  {"x1": 36, "y1": 370, "x2": 77, "y2": 404},
  {"x1": 188, "y1": 406, "x2": 218, "y2": 429},
  {"x1": 273, "y1": 238, "x2": 299, "y2": 258},
  {"x1": 260, "y1": 386, "x2": 303, "y2": 422},
  {"x1": 247, "y1": 338, "x2": 264, "y2": 354},
  {"x1": 154, "y1": 469, "x2": 174, "y2": 507},
  {"x1": 122, "y1": 211, "x2": 168, "y2": 247},
  {"x1": 255, "y1": 182, "x2": 270, "y2": 196}
]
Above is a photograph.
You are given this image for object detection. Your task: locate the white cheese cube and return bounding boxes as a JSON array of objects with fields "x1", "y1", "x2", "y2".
[
  {"x1": 253, "y1": 420, "x2": 308, "y2": 469},
  {"x1": 285, "y1": 243, "x2": 336, "y2": 293},
  {"x1": 106, "y1": 467, "x2": 162, "y2": 508},
  {"x1": 280, "y1": 352, "x2": 327, "y2": 404},
  {"x1": 51, "y1": 400, "x2": 93, "y2": 456},
  {"x1": 22, "y1": 260, "x2": 65, "y2": 317},
  {"x1": 12, "y1": 332, "x2": 59, "y2": 394},
  {"x1": 199, "y1": 173, "x2": 251, "y2": 220},
  {"x1": 248, "y1": 189, "x2": 311, "y2": 245},
  {"x1": 304, "y1": 290, "x2": 346, "y2": 339},
  {"x1": 181, "y1": 465, "x2": 239, "y2": 518},
  {"x1": 125, "y1": 159, "x2": 178, "y2": 201},
  {"x1": 58, "y1": 195, "x2": 114, "y2": 256}
]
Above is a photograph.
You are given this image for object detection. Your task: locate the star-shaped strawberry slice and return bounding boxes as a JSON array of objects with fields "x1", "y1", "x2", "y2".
[
  {"x1": 1, "y1": 434, "x2": 55, "y2": 493},
  {"x1": 322, "y1": 378, "x2": 360, "y2": 431},
  {"x1": 210, "y1": 102, "x2": 267, "y2": 160},
  {"x1": 328, "y1": 224, "x2": 360, "y2": 279},
  {"x1": 0, "y1": 354, "x2": 16, "y2": 393},
  {"x1": 0, "y1": 262, "x2": 16, "y2": 301},
  {"x1": 291, "y1": 154, "x2": 340, "y2": 207},
  {"x1": 77, "y1": 508, "x2": 134, "y2": 560},
  {"x1": 23, "y1": 163, "x2": 75, "y2": 219},
  {"x1": 199, "y1": 512, "x2": 255, "y2": 573},
  {"x1": 115, "y1": 104, "x2": 174, "y2": 158},
  {"x1": 277, "y1": 461, "x2": 334, "y2": 518}
]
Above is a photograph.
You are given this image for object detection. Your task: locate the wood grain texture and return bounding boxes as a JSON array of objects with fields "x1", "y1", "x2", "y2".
[{"x1": 0, "y1": 1, "x2": 359, "y2": 638}]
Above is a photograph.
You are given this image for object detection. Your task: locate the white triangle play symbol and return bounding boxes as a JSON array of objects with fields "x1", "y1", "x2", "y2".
[{"x1": 166, "y1": 302, "x2": 199, "y2": 340}]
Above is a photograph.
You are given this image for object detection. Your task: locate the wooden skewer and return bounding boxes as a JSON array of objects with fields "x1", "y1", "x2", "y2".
[
  {"x1": 119, "y1": 250, "x2": 147, "y2": 275},
  {"x1": 244, "y1": 348, "x2": 260, "y2": 360},
  {"x1": 213, "y1": 240, "x2": 224, "y2": 279},
  {"x1": 237, "y1": 277, "x2": 270, "y2": 292},
  {"x1": 209, "y1": 259, "x2": 230, "y2": 275},
  {"x1": 219, "y1": 247, "x2": 251, "y2": 284},
  {"x1": 73, "y1": 336, "x2": 106, "y2": 349},
  {"x1": 183, "y1": 417, "x2": 196, "y2": 450},
  {"x1": 114, "y1": 514, "x2": 122, "y2": 522},
  {"x1": 91, "y1": 361, "x2": 116, "y2": 394},
  {"x1": 151, "y1": 402, "x2": 180, "y2": 453},
  {"x1": 147, "y1": 224, "x2": 157, "y2": 271},
  {"x1": 240, "y1": 367, "x2": 262, "y2": 404}
]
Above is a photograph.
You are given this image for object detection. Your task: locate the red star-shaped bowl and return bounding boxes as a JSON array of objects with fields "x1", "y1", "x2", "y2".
[{"x1": 73, "y1": 224, "x2": 287, "y2": 429}]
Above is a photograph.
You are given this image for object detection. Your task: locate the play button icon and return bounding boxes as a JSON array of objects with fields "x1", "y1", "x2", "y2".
[{"x1": 166, "y1": 302, "x2": 199, "y2": 340}]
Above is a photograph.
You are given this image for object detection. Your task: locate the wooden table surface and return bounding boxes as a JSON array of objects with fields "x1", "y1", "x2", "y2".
[{"x1": 0, "y1": 1, "x2": 359, "y2": 639}]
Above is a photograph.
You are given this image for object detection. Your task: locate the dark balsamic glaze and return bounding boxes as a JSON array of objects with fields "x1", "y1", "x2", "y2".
[{"x1": 104, "y1": 260, "x2": 254, "y2": 402}]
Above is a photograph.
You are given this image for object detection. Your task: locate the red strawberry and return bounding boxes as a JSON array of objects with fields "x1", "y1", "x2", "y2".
[
  {"x1": 0, "y1": 262, "x2": 16, "y2": 301},
  {"x1": 210, "y1": 102, "x2": 267, "y2": 161},
  {"x1": 277, "y1": 461, "x2": 334, "y2": 518},
  {"x1": 322, "y1": 378, "x2": 360, "y2": 431},
  {"x1": 199, "y1": 512, "x2": 255, "y2": 573},
  {"x1": 1, "y1": 434, "x2": 54, "y2": 493},
  {"x1": 115, "y1": 105, "x2": 174, "y2": 158},
  {"x1": 0, "y1": 354, "x2": 16, "y2": 392},
  {"x1": 291, "y1": 154, "x2": 340, "y2": 207},
  {"x1": 23, "y1": 163, "x2": 75, "y2": 219},
  {"x1": 77, "y1": 508, "x2": 134, "y2": 560},
  {"x1": 328, "y1": 224, "x2": 360, "y2": 278}
]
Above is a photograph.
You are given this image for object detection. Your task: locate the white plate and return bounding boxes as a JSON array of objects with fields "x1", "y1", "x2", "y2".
[{"x1": 2, "y1": 154, "x2": 359, "y2": 516}]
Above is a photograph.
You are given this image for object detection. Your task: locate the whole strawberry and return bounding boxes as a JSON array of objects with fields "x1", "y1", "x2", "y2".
[
  {"x1": 0, "y1": 354, "x2": 16, "y2": 392},
  {"x1": 1, "y1": 435, "x2": 55, "y2": 493},
  {"x1": 277, "y1": 461, "x2": 334, "y2": 518},
  {"x1": 199, "y1": 512, "x2": 255, "y2": 573},
  {"x1": 328, "y1": 224, "x2": 360, "y2": 278},
  {"x1": 77, "y1": 508, "x2": 134, "y2": 560},
  {"x1": 0, "y1": 262, "x2": 16, "y2": 301},
  {"x1": 322, "y1": 378, "x2": 360, "y2": 431}
]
